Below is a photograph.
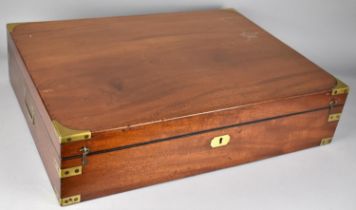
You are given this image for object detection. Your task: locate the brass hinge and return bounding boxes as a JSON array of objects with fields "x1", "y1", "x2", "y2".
[
  {"x1": 59, "y1": 194, "x2": 81, "y2": 206},
  {"x1": 328, "y1": 113, "x2": 341, "y2": 122},
  {"x1": 58, "y1": 166, "x2": 82, "y2": 178},
  {"x1": 52, "y1": 120, "x2": 91, "y2": 144},
  {"x1": 332, "y1": 79, "x2": 349, "y2": 95},
  {"x1": 320, "y1": 137, "x2": 332, "y2": 146}
]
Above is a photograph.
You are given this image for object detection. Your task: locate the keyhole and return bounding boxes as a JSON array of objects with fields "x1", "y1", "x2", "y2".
[{"x1": 210, "y1": 135, "x2": 230, "y2": 148}]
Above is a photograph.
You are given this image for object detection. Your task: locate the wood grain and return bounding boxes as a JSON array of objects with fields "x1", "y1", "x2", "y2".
[
  {"x1": 61, "y1": 108, "x2": 338, "y2": 201},
  {"x1": 11, "y1": 9, "x2": 336, "y2": 133},
  {"x1": 8, "y1": 33, "x2": 61, "y2": 199},
  {"x1": 8, "y1": 33, "x2": 61, "y2": 155},
  {"x1": 7, "y1": 9, "x2": 349, "y2": 204},
  {"x1": 61, "y1": 91, "x2": 347, "y2": 157}
]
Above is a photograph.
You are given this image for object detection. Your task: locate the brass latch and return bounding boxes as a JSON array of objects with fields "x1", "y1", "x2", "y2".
[
  {"x1": 210, "y1": 135, "x2": 230, "y2": 148},
  {"x1": 328, "y1": 98, "x2": 342, "y2": 122},
  {"x1": 80, "y1": 146, "x2": 90, "y2": 166}
]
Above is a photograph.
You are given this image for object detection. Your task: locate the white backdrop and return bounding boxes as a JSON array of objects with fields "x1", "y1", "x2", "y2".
[{"x1": 0, "y1": 1, "x2": 355, "y2": 209}]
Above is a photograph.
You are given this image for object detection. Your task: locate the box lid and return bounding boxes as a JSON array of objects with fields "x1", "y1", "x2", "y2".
[{"x1": 9, "y1": 9, "x2": 337, "y2": 157}]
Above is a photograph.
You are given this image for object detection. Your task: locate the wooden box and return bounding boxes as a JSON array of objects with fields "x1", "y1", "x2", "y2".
[{"x1": 7, "y1": 9, "x2": 349, "y2": 206}]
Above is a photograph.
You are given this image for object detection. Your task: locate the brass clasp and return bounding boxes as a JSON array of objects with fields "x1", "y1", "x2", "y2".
[{"x1": 80, "y1": 146, "x2": 90, "y2": 166}]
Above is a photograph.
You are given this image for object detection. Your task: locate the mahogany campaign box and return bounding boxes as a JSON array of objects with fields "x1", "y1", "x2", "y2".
[{"x1": 7, "y1": 9, "x2": 349, "y2": 206}]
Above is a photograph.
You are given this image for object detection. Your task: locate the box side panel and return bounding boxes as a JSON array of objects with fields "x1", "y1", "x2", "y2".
[
  {"x1": 7, "y1": 31, "x2": 60, "y2": 153},
  {"x1": 61, "y1": 107, "x2": 340, "y2": 202},
  {"x1": 8, "y1": 32, "x2": 61, "y2": 199}
]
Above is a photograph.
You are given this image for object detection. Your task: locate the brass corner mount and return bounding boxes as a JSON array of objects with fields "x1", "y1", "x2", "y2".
[
  {"x1": 58, "y1": 166, "x2": 83, "y2": 179},
  {"x1": 320, "y1": 137, "x2": 332, "y2": 146},
  {"x1": 52, "y1": 120, "x2": 91, "y2": 144},
  {"x1": 59, "y1": 194, "x2": 81, "y2": 206},
  {"x1": 7, "y1": 23, "x2": 22, "y2": 33},
  {"x1": 332, "y1": 78, "x2": 349, "y2": 95}
]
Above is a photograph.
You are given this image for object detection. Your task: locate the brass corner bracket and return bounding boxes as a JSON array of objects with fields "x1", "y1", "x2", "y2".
[
  {"x1": 52, "y1": 120, "x2": 91, "y2": 144},
  {"x1": 332, "y1": 78, "x2": 349, "y2": 95},
  {"x1": 7, "y1": 23, "x2": 22, "y2": 33},
  {"x1": 59, "y1": 194, "x2": 81, "y2": 206},
  {"x1": 320, "y1": 137, "x2": 332, "y2": 146},
  {"x1": 328, "y1": 113, "x2": 341, "y2": 122},
  {"x1": 58, "y1": 166, "x2": 83, "y2": 178}
]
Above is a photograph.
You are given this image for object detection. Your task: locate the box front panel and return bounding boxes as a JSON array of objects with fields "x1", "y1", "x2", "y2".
[{"x1": 60, "y1": 108, "x2": 338, "y2": 203}]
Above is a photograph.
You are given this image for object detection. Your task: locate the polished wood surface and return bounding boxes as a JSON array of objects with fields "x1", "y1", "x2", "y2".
[
  {"x1": 8, "y1": 9, "x2": 348, "y2": 205},
  {"x1": 61, "y1": 91, "x2": 347, "y2": 158},
  {"x1": 7, "y1": 34, "x2": 61, "y2": 154},
  {"x1": 11, "y1": 9, "x2": 336, "y2": 134},
  {"x1": 8, "y1": 34, "x2": 61, "y2": 199},
  {"x1": 61, "y1": 108, "x2": 338, "y2": 201}
]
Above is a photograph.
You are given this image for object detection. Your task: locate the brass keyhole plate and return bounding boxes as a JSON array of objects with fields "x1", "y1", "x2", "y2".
[{"x1": 210, "y1": 135, "x2": 230, "y2": 148}]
